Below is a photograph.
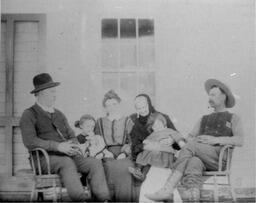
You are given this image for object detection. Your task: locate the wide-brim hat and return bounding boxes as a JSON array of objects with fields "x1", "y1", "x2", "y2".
[
  {"x1": 30, "y1": 73, "x2": 60, "y2": 94},
  {"x1": 204, "y1": 79, "x2": 235, "y2": 108}
]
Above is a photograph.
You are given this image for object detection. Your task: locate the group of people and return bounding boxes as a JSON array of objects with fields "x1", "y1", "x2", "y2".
[{"x1": 20, "y1": 73, "x2": 243, "y2": 202}]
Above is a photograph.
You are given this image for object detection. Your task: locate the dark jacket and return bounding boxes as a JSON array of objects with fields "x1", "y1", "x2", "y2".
[
  {"x1": 19, "y1": 103, "x2": 77, "y2": 152},
  {"x1": 129, "y1": 112, "x2": 178, "y2": 161}
]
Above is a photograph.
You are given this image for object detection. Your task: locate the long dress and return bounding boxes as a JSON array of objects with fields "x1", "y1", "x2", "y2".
[
  {"x1": 130, "y1": 112, "x2": 183, "y2": 203},
  {"x1": 139, "y1": 166, "x2": 183, "y2": 203},
  {"x1": 95, "y1": 116, "x2": 139, "y2": 202}
]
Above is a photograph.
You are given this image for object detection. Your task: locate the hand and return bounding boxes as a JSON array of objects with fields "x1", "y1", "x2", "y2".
[
  {"x1": 86, "y1": 131, "x2": 95, "y2": 139},
  {"x1": 104, "y1": 150, "x2": 114, "y2": 158},
  {"x1": 197, "y1": 135, "x2": 219, "y2": 145},
  {"x1": 116, "y1": 153, "x2": 126, "y2": 160},
  {"x1": 57, "y1": 141, "x2": 82, "y2": 156},
  {"x1": 121, "y1": 144, "x2": 131, "y2": 155},
  {"x1": 159, "y1": 138, "x2": 174, "y2": 146}
]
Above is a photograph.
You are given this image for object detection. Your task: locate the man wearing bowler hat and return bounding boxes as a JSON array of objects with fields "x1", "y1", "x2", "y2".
[
  {"x1": 145, "y1": 79, "x2": 244, "y2": 202},
  {"x1": 20, "y1": 73, "x2": 110, "y2": 202}
]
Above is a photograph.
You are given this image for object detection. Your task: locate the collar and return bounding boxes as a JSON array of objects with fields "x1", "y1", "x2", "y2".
[
  {"x1": 36, "y1": 101, "x2": 55, "y2": 113},
  {"x1": 107, "y1": 113, "x2": 123, "y2": 121}
]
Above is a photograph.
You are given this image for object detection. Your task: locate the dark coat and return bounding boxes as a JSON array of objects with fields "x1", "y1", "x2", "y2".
[
  {"x1": 129, "y1": 112, "x2": 178, "y2": 161},
  {"x1": 19, "y1": 103, "x2": 77, "y2": 152}
]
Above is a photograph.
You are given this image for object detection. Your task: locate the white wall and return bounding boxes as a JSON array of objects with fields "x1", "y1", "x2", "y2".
[{"x1": 2, "y1": 0, "x2": 255, "y2": 188}]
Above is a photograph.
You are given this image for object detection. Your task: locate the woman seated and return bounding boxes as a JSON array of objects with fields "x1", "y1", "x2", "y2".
[
  {"x1": 95, "y1": 90, "x2": 137, "y2": 202},
  {"x1": 129, "y1": 94, "x2": 186, "y2": 202},
  {"x1": 129, "y1": 112, "x2": 184, "y2": 180}
]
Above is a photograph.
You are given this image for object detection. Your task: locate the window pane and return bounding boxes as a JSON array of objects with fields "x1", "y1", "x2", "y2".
[
  {"x1": 102, "y1": 72, "x2": 119, "y2": 93},
  {"x1": 0, "y1": 22, "x2": 6, "y2": 116},
  {"x1": 120, "y1": 72, "x2": 138, "y2": 114},
  {"x1": 120, "y1": 72, "x2": 137, "y2": 97},
  {"x1": 120, "y1": 19, "x2": 136, "y2": 38},
  {"x1": 101, "y1": 43, "x2": 119, "y2": 69},
  {"x1": 138, "y1": 44, "x2": 155, "y2": 68},
  {"x1": 102, "y1": 19, "x2": 118, "y2": 38},
  {"x1": 13, "y1": 127, "x2": 30, "y2": 175},
  {"x1": 138, "y1": 72, "x2": 155, "y2": 100},
  {"x1": 120, "y1": 44, "x2": 136, "y2": 67},
  {"x1": 139, "y1": 19, "x2": 154, "y2": 37}
]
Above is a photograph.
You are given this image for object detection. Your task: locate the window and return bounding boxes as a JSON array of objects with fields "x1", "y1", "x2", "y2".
[
  {"x1": 0, "y1": 14, "x2": 45, "y2": 176},
  {"x1": 101, "y1": 18, "x2": 155, "y2": 112}
]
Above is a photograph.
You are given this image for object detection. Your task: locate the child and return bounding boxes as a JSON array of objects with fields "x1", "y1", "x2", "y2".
[
  {"x1": 75, "y1": 114, "x2": 114, "y2": 159},
  {"x1": 128, "y1": 112, "x2": 184, "y2": 181}
]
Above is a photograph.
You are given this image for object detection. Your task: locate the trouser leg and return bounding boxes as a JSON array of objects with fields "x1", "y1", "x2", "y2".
[
  {"x1": 73, "y1": 155, "x2": 111, "y2": 201},
  {"x1": 173, "y1": 140, "x2": 220, "y2": 173},
  {"x1": 182, "y1": 156, "x2": 205, "y2": 189},
  {"x1": 146, "y1": 140, "x2": 221, "y2": 202},
  {"x1": 46, "y1": 155, "x2": 89, "y2": 201},
  {"x1": 193, "y1": 142, "x2": 220, "y2": 171}
]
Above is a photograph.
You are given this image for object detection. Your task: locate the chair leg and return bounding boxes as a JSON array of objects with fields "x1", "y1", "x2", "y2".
[
  {"x1": 30, "y1": 182, "x2": 37, "y2": 202},
  {"x1": 52, "y1": 180, "x2": 58, "y2": 203},
  {"x1": 228, "y1": 175, "x2": 236, "y2": 202},
  {"x1": 59, "y1": 187, "x2": 62, "y2": 201},
  {"x1": 213, "y1": 175, "x2": 219, "y2": 202}
]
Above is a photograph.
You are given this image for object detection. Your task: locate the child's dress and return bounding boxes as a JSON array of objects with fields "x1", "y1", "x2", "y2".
[
  {"x1": 136, "y1": 128, "x2": 183, "y2": 168},
  {"x1": 77, "y1": 133, "x2": 112, "y2": 159}
]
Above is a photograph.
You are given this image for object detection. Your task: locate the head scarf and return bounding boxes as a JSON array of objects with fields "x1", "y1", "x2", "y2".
[{"x1": 135, "y1": 94, "x2": 156, "y2": 126}]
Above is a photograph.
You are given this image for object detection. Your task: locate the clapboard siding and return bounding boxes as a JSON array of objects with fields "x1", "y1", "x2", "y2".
[
  {"x1": 0, "y1": 21, "x2": 7, "y2": 173},
  {"x1": 13, "y1": 22, "x2": 40, "y2": 117},
  {"x1": 0, "y1": 127, "x2": 6, "y2": 173},
  {"x1": 0, "y1": 22, "x2": 6, "y2": 116},
  {"x1": 12, "y1": 22, "x2": 40, "y2": 174},
  {"x1": 13, "y1": 127, "x2": 30, "y2": 175}
]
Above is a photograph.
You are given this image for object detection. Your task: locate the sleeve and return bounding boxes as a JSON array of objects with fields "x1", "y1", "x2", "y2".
[
  {"x1": 187, "y1": 118, "x2": 202, "y2": 139},
  {"x1": 19, "y1": 109, "x2": 60, "y2": 152},
  {"x1": 231, "y1": 114, "x2": 244, "y2": 139},
  {"x1": 124, "y1": 117, "x2": 134, "y2": 144},
  {"x1": 94, "y1": 118, "x2": 102, "y2": 136},
  {"x1": 163, "y1": 114, "x2": 182, "y2": 150},
  {"x1": 165, "y1": 114, "x2": 177, "y2": 131},
  {"x1": 130, "y1": 126, "x2": 144, "y2": 161},
  {"x1": 59, "y1": 111, "x2": 78, "y2": 143},
  {"x1": 97, "y1": 135, "x2": 106, "y2": 150},
  {"x1": 170, "y1": 129, "x2": 185, "y2": 144}
]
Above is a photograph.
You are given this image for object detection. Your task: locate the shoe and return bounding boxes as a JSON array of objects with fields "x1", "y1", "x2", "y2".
[
  {"x1": 144, "y1": 188, "x2": 173, "y2": 202},
  {"x1": 128, "y1": 167, "x2": 145, "y2": 181}
]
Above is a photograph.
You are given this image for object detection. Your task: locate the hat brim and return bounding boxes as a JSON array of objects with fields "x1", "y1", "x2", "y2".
[
  {"x1": 205, "y1": 79, "x2": 235, "y2": 108},
  {"x1": 30, "y1": 82, "x2": 60, "y2": 94}
]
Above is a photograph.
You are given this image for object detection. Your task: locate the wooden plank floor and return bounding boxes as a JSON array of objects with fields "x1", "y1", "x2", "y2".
[
  {"x1": 0, "y1": 173, "x2": 255, "y2": 202},
  {"x1": 0, "y1": 187, "x2": 255, "y2": 202}
]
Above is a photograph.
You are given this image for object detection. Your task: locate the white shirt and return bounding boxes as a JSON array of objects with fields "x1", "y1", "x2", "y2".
[{"x1": 36, "y1": 101, "x2": 55, "y2": 113}]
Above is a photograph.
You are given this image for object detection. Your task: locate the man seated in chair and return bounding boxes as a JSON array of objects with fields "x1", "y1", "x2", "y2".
[
  {"x1": 145, "y1": 79, "x2": 244, "y2": 202},
  {"x1": 20, "y1": 73, "x2": 111, "y2": 202}
]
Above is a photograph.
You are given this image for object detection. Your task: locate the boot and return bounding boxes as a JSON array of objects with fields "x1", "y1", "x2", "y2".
[{"x1": 145, "y1": 170, "x2": 183, "y2": 202}]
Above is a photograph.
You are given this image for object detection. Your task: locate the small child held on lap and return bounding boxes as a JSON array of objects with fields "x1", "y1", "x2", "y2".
[
  {"x1": 75, "y1": 114, "x2": 113, "y2": 159},
  {"x1": 129, "y1": 112, "x2": 184, "y2": 181}
]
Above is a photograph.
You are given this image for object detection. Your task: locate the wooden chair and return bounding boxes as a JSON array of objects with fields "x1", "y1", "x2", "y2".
[
  {"x1": 203, "y1": 145, "x2": 236, "y2": 202},
  {"x1": 29, "y1": 148, "x2": 91, "y2": 202}
]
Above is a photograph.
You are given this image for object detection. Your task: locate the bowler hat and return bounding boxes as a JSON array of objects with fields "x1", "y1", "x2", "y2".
[
  {"x1": 205, "y1": 78, "x2": 235, "y2": 108},
  {"x1": 30, "y1": 73, "x2": 60, "y2": 94}
]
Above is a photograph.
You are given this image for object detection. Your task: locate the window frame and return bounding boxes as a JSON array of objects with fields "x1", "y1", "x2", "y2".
[{"x1": 100, "y1": 17, "x2": 156, "y2": 103}]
